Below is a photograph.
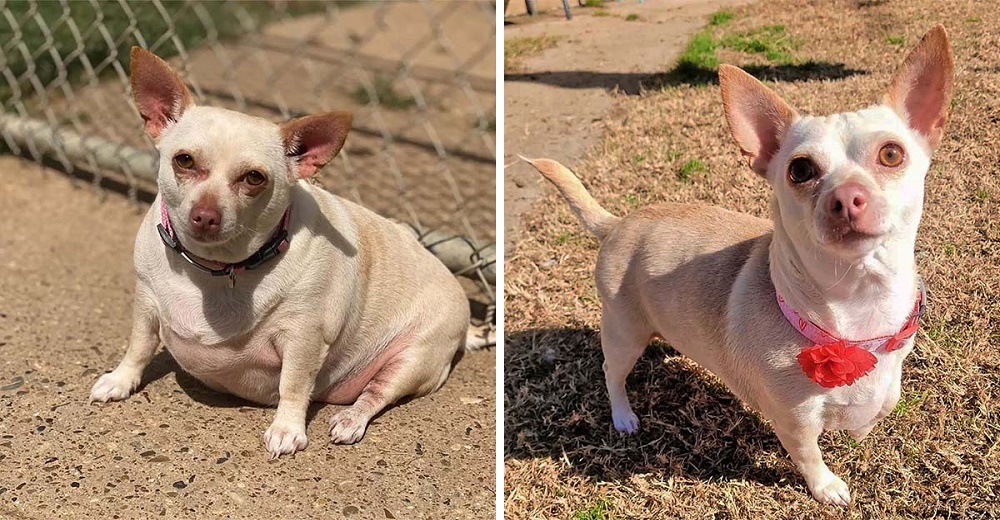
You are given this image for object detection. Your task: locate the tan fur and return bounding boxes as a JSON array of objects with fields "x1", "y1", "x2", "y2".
[
  {"x1": 525, "y1": 25, "x2": 953, "y2": 506},
  {"x1": 519, "y1": 156, "x2": 619, "y2": 239}
]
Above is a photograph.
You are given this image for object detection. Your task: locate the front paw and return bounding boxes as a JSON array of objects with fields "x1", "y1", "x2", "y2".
[
  {"x1": 808, "y1": 472, "x2": 851, "y2": 506},
  {"x1": 263, "y1": 420, "x2": 309, "y2": 458},
  {"x1": 89, "y1": 370, "x2": 140, "y2": 403}
]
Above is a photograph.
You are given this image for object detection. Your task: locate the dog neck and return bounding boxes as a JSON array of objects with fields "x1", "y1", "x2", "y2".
[{"x1": 768, "y1": 198, "x2": 920, "y2": 341}]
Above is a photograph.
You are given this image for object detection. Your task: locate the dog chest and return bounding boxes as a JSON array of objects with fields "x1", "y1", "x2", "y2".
[{"x1": 821, "y1": 361, "x2": 898, "y2": 431}]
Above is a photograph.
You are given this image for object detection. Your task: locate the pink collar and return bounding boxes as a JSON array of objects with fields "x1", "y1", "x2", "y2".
[
  {"x1": 777, "y1": 282, "x2": 925, "y2": 388},
  {"x1": 157, "y1": 199, "x2": 291, "y2": 287}
]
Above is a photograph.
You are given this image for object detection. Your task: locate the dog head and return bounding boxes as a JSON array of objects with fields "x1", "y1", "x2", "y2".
[
  {"x1": 719, "y1": 25, "x2": 953, "y2": 261},
  {"x1": 129, "y1": 47, "x2": 352, "y2": 262}
]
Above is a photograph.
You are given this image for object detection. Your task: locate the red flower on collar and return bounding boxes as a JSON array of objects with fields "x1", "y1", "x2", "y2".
[{"x1": 797, "y1": 341, "x2": 878, "y2": 388}]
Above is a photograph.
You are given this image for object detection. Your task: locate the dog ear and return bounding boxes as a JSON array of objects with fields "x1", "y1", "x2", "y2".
[
  {"x1": 883, "y1": 25, "x2": 954, "y2": 150},
  {"x1": 719, "y1": 64, "x2": 798, "y2": 177},
  {"x1": 280, "y1": 112, "x2": 353, "y2": 179},
  {"x1": 129, "y1": 47, "x2": 195, "y2": 140}
]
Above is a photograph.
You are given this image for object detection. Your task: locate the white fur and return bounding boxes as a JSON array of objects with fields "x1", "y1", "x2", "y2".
[{"x1": 91, "y1": 49, "x2": 471, "y2": 458}]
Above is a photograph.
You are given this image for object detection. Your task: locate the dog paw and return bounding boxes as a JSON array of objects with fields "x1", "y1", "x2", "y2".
[
  {"x1": 847, "y1": 424, "x2": 875, "y2": 443},
  {"x1": 612, "y1": 408, "x2": 640, "y2": 434},
  {"x1": 89, "y1": 370, "x2": 139, "y2": 403},
  {"x1": 328, "y1": 408, "x2": 368, "y2": 445},
  {"x1": 262, "y1": 420, "x2": 309, "y2": 458},
  {"x1": 809, "y1": 474, "x2": 851, "y2": 506}
]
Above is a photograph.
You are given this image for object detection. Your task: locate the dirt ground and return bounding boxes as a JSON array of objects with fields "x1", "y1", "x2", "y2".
[
  {"x1": 502, "y1": 0, "x2": 748, "y2": 252},
  {"x1": 0, "y1": 157, "x2": 495, "y2": 519},
  {"x1": 505, "y1": 0, "x2": 1000, "y2": 518}
]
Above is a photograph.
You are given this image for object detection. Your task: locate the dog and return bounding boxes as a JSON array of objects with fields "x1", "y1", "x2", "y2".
[
  {"x1": 522, "y1": 25, "x2": 952, "y2": 504},
  {"x1": 90, "y1": 47, "x2": 479, "y2": 458}
]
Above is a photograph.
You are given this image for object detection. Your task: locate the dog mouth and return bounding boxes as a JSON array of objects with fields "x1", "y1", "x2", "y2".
[
  {"x1": 182, "y1": 225, "x2": 237, "y2": 247},
  {"x1": 821, "y1": 222, "x2": 887, "y2": 249}
]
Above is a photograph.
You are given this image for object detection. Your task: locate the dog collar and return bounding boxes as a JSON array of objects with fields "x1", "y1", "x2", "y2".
[
  {"x1": 777, "y1": 281, "x2": 926, "y2": 388},
  {"x1": 156, "y1": 199, "x2": 291, "y2": 287}
]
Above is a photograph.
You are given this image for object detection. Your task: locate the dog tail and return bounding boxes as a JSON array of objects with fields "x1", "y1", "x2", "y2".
[
  {"x1": 519, "y1": 156, "x2": 619, "y2": 240},
  {"x1": 465, "y1": 324, "x2": 495, "y2": 351}
]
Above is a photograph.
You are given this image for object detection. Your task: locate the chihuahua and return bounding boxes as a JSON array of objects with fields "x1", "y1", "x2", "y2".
[
  {"x1": 523, "y1": 26, "x2": 952, "y2": 504},
  {"x1": 90, "y1": 47, "x2": 479, "y2": 457}
]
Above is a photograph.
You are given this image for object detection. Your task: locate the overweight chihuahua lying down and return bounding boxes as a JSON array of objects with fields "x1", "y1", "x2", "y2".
[
  {"x1": 90, "y1": 48, "x2": 479, "y2": 457},
  {"x1": 523, "y1": 26, "x2": 952, "y2": 504}
]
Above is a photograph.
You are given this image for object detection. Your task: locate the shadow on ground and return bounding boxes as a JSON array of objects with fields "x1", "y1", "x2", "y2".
[
  {"x1": 503, "y1": 326, "x2": 793, "y2": 486},
  {"x1": 505, "y1": 61, "x2": 868, "y2": 95},
  {"x1": 137, "y1": 350, "x2": 329, "y2": 424}
]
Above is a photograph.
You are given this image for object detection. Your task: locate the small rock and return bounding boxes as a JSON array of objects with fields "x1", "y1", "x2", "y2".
[
  {"x1": 343, "y1": 505, "x2": 360, "y2": 516},
  {"x1": 171, "y1": 481, "x2": 187, "y2": 490}
]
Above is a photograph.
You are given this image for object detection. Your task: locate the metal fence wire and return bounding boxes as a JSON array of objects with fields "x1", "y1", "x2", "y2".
[{"x1": 0, "y1": 0, "x2": 497, "y2": 330}]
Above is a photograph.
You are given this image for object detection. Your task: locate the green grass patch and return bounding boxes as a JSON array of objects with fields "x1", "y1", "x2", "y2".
[
  {"x1": 0, "y1": 1, "x2": 326, "y2": 103},
  {"x1": 678, "y1": 158, "x2": 706, "y2": 181},
  {"x1": 505, "y1": 35, "x2": 562, "y2": 72},
  {"x1": 625, "y1": 13, "x2": 640, "y2": 21},
  {"x1": 894, "y1": 389, "x2": 930, "y2": 416},
  {"x1": 632, "y1": 154, "x2": 646, "y2": 164},
  {"x1": 886, "y1": 34, "x2": 905, "y2": 45},
  {"x1": 720, "y1": 24, "x2": 797, "y2": 64},
  {"x1": 668, "y1": 13, "x2": 800, "y2": 83},
  {"x1": 593, "y1": 9, "x2": 613, "y2": 17},
  {"x1": 677, "y1": 30, "x2": 721, "y2": 71},
  {"x1": 709, "y1": 10, "x2": 735, "y2": 26},
  {"x1": 582, "y1": 0, "x2": 605, "y2": 7},
  {"x1": 974, "y1": 188, "x2": 990, "y2": 201},
  {"x1": 572, "y1": 499, "x2": 611, "y2": 520},
  {"x1": 555, "y1": 231, "x2": 574, "y2": 245},
  {"x1": 351, "y1": 75, "x2": 416, "y2": 110},
  {"x1": 623, "y1": 193, "x2": 638, "y2": 206}
]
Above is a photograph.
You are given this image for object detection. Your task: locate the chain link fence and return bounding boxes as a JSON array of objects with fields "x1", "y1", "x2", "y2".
[{"x1": 0, "y1": 0, "x2": 496, "y2": 331}]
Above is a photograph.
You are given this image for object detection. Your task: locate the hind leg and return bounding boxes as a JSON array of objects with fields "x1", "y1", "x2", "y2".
[
  {"x1": 328, "y1": 339, "x2": 458, "y2": 445},
  {"x1": 601, "y1": 306, "x2": 651, "y2": 434}
]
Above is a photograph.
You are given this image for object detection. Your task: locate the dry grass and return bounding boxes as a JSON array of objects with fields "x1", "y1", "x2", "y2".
[
  {"x1": 505, "y1": 35, "x2": 563, "y2": 73},
  {"x1": 504, "y1": 0, "x2": 1000, "y2": 518}
]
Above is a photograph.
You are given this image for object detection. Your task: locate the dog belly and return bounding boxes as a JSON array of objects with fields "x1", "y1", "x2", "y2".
[
  {"x1": 314, "y1": 328, "x2": 418, "y2": 405},
  {"x1": 163, "y1": 329, "x2": 283, "y2": 405}
]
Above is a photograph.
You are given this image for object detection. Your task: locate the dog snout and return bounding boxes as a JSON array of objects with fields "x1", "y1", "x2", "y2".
[
  {"x1": 190, "y1": 204, "x2": 221, "y2": 235},
  {"x1": 828, "y1": 182, "x2": 869, "y2": 222}
]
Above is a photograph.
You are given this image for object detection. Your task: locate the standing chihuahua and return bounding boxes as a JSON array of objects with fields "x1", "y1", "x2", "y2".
[
  {"x1": 90, "y1": 47, "x2": 477, "y2": 457},
  {"x1": 523, "y1": 26, "x2": 952, "y2": 504}
]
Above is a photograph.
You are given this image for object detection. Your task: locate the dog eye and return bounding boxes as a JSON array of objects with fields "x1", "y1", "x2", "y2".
[
  {"x1": 243, "y1": 170, "x2": 266, "y2": 186},
  {"x1": 787, "y1": 158, "x2": 818, "y2": 183},
  {"x1": 174, "y1": 153, "x2": 195, "y2": 169},
  {"x1": 878, "y1": 143, "x2": 905, "y2": 167}
]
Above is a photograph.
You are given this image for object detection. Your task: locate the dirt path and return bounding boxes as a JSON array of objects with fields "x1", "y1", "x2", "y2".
[
  {"x1": 0, "y1": 157, "x2": 495, "y2": 519},
  {"x1": 503, "y1": 0, "x2": 748, "y2": 252}
]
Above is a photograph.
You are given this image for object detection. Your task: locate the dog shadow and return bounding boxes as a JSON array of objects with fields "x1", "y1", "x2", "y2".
[
  {"x1": 504, "y1": 326, "x2": 793, "y2": 486},
  {"x1": 136, "y1": 349, "x2": 327, "y2": 424},
  {"x1": 505, "y1": 61, "x2": 867, "y2": 95}
]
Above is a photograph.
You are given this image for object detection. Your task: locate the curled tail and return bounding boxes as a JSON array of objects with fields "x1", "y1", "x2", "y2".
[{"x1": 520, "y1": 156, "x2": 620, "y2": 240}]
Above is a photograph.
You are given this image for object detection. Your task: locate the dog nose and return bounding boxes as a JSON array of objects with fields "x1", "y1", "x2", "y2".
[
  {"x1": 829, "y1": 182, "x2": 868, "y2": 221},
  {"x1": 190, "y1": 205, "x2": 221, "y2": 233}
]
